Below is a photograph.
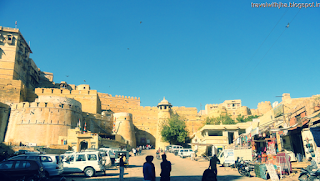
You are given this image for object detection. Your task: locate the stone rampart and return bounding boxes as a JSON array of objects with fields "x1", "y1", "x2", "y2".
[
  {"x1": 4, "y1": 97, "x2": 82, "y2": 146},
  {"x1": 257, "y1": 101, "x2": 272, "y2": 115},
  {"x1": 35, "y1": 88, "x2": 98, "y2": 114},
  {"x1": 113, "y1": 112, "x2": 136, "y2": 148},
  {"x1": 0, "y1": 79, "x2": 26, "y2": 104}
]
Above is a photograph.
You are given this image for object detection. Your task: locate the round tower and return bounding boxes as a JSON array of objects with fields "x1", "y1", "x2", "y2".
[
  {"x1": 156, "y1": 97, "x2": 172, "y2": 149},
  {"x1": 4, "y1": 96, "x2": 82, "y2": 146},
  {"x1": 113, "y1": 112, "x2": 136, "y2": 148}
]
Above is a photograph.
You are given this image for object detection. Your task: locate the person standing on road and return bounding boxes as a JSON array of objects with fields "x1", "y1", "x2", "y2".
[
  {"x1": 119, "y1": 154, "x2": 125, "y2": 181},
  {"x1": 209, "y1": 155, "x2": 220, "y2": 175},
  {"x1": 133, "y1": 148, "x2": 137, "y2": 156},
  {"x1": 143, "y1": 155, "x2": 156, "y2": 181},
  {"x1": 160, "y1": 154, "x2": 171, "y2": 181}
]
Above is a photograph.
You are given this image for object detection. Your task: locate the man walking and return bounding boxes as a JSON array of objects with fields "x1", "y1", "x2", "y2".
[
  {"x1": 160, "y1": 154, "x2": 171, "y2": 181},
  {"x1": 143, "y1": 155, "x2": 155, "y2": 181},
  {"x1": 209, "y1": 155, "x2": 220, "y2": 175},
  {"x1": 119, "y1": 154, "x2": 125, "y2": 181}
]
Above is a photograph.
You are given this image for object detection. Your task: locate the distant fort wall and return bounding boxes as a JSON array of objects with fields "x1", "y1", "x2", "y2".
[
  {"x1": 0, "y1": 79, "x2": 27, "y2": 104},
  {"x1": 4, "y1": 96, "x2": 82, "y2": 146},
  {"x1": 257, "y1": 101, "x2": 272, "y2": 115},
  {"x1": 98, "y1": 93, "x2": 140, "y2": 112},
  {"x1": 35, "y1": 88, "x2": 98, "y2": 114},
  {"x1": 114, "y1": 112, "x2": 136, "y2": 148}
]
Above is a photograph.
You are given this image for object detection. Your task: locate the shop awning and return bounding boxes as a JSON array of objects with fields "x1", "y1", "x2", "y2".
[
  {"x1": 310, "y1": 127, "x2": 320, "y2": 147},
  {"x1": 308, "y1": 110, "x2": 320, "y2": 119},
  {"x1": 188, "y1": 143, "x2": 213, "y2": 146}
]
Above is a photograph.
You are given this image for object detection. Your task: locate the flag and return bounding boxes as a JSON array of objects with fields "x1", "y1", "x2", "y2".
[
  {"x1": 15, "y1": 21, "x2": 17, "y2": 25},
  {"x1": 83, "y1": 122, "x2": 87, "y2": 133},
  {"x1": 78, "y1": 119, "x2": 81, "y2": 132}
]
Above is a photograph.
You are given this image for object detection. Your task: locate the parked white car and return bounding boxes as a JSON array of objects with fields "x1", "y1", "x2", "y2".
[
  {"x1": 170, "y1": 145, "x2": 183, "y2": 153},
  {"x1": 178, "y1": 149, "x2": 195, "y2": 158},
  {"x1": 62, "y1": 151, "x2": 105, "y2": 177}
]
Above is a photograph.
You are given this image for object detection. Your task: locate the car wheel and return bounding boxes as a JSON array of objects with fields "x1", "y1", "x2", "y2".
[
  {"x1": 84, "y1": 167, "x2": 95, "y2": 177},
  {"x1": 45, "y1": 171, "x2": 50, "y2": 178},
  {"x1": 26, "y1": 177, "x2": 36, "y2": 181}
]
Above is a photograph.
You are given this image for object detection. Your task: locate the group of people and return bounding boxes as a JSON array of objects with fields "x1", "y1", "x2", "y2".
[
  {"x1": 143, "y1": 154, "x2": 171, "y2": 181},
  {"x1": 132, "y1": 146, "x2": 142, "y2": 156}
]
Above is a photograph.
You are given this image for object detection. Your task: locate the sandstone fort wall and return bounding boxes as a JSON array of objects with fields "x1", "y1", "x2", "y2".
[
  {"x1": 0, "y1": 79, "x2": 26, "y2": 104},
  {"x1": 4, "y1": 97, "x2": 82, "y2": 146},
  {"x1": 35, "y1": 88, "x2": 98, "y2": 114}
]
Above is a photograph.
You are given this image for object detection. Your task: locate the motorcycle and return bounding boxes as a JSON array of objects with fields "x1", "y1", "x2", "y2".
[
  {"x1": 236, "y1": 158, "x2": 253, "y2": 177},
  {"x1": 298, "y1": 168, "x2": 320, "y2": 181}
]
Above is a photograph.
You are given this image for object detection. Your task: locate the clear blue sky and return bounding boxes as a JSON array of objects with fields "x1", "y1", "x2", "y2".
[{"x1": 1, "y1": 0, "x2": 319, "y2": 111}]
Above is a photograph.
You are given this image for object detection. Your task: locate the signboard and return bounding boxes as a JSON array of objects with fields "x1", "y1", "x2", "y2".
[
  {"x1": 224, "y1": 149, "x2": 235, "y2": 164},
  {"x1": 274, "y1": 104, "x2": 284, "y2": 118},
  {"x1": 266, "y1": 164, "x2": 279, "y2": 181}
]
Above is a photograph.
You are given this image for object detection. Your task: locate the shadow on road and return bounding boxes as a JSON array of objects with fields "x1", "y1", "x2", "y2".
[
  {"x1": 72, "y1": 175, "x2": 245, "y2": 181},
  {"x1": 127, "y1": 164, "x2": 143, "y2": 168}
]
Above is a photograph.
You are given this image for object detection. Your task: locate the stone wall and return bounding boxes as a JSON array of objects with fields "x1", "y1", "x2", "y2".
[
  {"x1": 35, "y1": 88, "x2": 98, "y2": 114},
  {"x1": 0, "y1": 102, "x2": 10, "y2": 142},
  {"x1": 113, "y1": 112, "x2": 136, "y2": 148},
  {"x1": 0, "y1": 79, "x2": 26, "y2": 104},
  {"x1": 4, "y1": 97, "x2": 82, "y2": 146}
]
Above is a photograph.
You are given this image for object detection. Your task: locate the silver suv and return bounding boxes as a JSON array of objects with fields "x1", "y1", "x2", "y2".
[{"x1": 9, "y1": 154, "x2": 63, "y2": 177}]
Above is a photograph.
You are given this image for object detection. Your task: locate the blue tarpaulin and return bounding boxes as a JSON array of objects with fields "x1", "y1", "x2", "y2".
[{"x1": 310, "y1": 127, "x2": 320, "y2": 147}]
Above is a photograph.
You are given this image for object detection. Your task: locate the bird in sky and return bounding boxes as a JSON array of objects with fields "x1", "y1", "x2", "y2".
[
  {"x1": 84, "y1": 80, "x2": 86, "y2": 82},
  {"x1": 286, "y1": 23, "x2": 290, "y2": 28},
  {"x1": 127, "y1": 48, "x2": 129, "y2": 50},
  {"x1": 66, "y1": 75, "x2": 69, "y2": 77},
  {"x1": 140, "y1": 21, "x2": 142, "y2": 24}
]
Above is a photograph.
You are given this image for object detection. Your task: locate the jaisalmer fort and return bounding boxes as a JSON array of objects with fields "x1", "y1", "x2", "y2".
[{"x1": 1, "y1": 26, "x2": 319, "y2": 154}]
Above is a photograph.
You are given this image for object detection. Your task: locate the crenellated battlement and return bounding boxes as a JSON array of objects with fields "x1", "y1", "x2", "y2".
[
  {"x1": 11, "y1": 101, "x2": 82, "y2": 112},
  {"x1": 35, "y1": 88, "x2": 97, "y2": 95},
  {"x1": 98, "y1": 92, "x2": 140, "y2": 100}
]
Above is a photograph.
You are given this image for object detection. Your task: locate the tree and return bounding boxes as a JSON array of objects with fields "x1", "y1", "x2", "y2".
[
  {"x1": 236, "y1": 115, "x2": 246, "y2": 123},
  {"x1": 204, "y1": 115, "x2": 236, "y2": 125},
  {"x1": 244, "y1": 115, "x2": 259, "y2": 122},
  {"x1": 161, "y1": 112, "x2": 189, "y2": 145},
  {"x1": 236, "y1": 114, "x2": 259, "y2": 123}
]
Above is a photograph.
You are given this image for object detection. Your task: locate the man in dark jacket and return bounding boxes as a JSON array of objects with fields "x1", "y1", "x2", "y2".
[
  {"x1": 119, "y1": 154, "x2": 125, "y2": 181},
  {"x1": 209, "y1": 155, "x2": 220, "y2": 175},
  {"x1": 160, "y1": 154, "x2": 171, "y2": 181},
  {"x1": 143, "y1": 155, "x2": 155, "y2": 181}
]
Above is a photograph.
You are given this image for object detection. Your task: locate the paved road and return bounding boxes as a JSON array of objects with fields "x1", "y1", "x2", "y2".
[{"x1": 50, "y1": 149, "x2": 299, "y2": 181}]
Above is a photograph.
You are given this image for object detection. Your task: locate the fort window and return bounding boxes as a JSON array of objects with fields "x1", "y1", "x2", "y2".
[
  {"x1": 37, "y1": 103, "x2": 39, "y2": 107},
  {"x1": 51, "y1": 89, "x2": 53, "y2": 93},
  {"x1": 61, "y1": 104, "x2": 64, "y2": 108},
  {"x1": 51, "y1": 120, "x2": 52, "y2": 123},
  {"x1": 28, "y1": 120, "x2": 30, "y2": 123},
  {"x1": 61, "y1": 90, "x2": 63, "y2": 94},
  {"x1": 84, "y1": 87, "x2": 85, "y2": 89},
  {"x1": 36, "y1": 120, "x2": 37, "y2": 123},
  {"x1": 58, "y1": 121, "x2": 59, "y2": 124},
  {"x1": 21, "y1": 120, "x2": 23, "y2": 124},
  {"x1": 42, "y1": 89, "x2": 44, "y2": 93},
  {"x1": 45, "y1": 103, "x2": 47, "y2": 107}
]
